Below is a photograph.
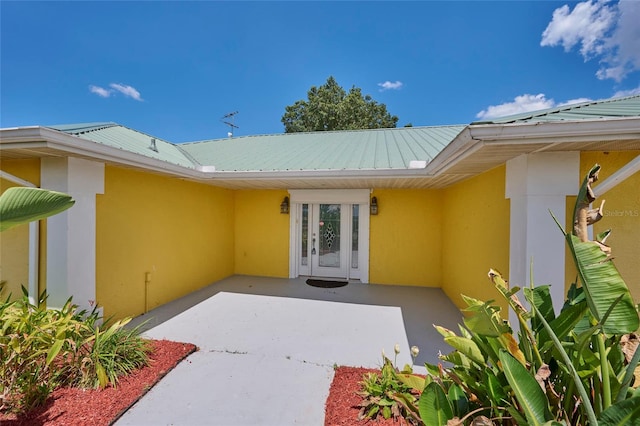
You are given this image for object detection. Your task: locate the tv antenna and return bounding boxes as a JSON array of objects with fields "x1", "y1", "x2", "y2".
[{"x1": 221, "y1": 111, "x2": 239, "y2": 138}]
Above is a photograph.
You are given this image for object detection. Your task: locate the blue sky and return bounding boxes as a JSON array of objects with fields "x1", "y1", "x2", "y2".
[{"x1": 2, "y1": 1, "x2": 639, "y2": 143}]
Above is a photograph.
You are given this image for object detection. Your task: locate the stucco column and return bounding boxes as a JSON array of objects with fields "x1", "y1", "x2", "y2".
[
  {"x1": 505, "y1": 152, "x2": 579, "y2": 319},
  {"x1": 41, "y1": 157, "x2": 104, "y2": 311}
]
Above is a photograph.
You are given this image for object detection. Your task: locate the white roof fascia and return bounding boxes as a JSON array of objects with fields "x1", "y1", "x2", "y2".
[
  {"x1": 195, "y1": 167, "x2": 433, "y2": 181},
  {"x1": 469, "y1": 117, "x2": 640, "y2": 144},
  {"x1": 424, "y1": 127, "x2": 481, "y2": 176}
]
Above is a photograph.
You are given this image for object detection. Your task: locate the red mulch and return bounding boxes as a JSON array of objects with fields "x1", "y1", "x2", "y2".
[
  {"x1": 3, "y1": 345, "x2": 403, "y2": 425},
  {"x1": 0, "y1": 339, "x2": 197, "y2": 426},
  {"x1": 325, "y1": 366, "x2": 412, "y2": 426}
]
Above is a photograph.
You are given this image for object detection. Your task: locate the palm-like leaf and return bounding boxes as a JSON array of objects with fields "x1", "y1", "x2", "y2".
[
  {"x1": 419, "y1": 382, "x2": 453, "y2": 426},
  {"x1": 0, "y1": 187, "x2": 75, "y2": 232},
  {"x1": 566, "y1": 234, "x2": 639, "y2": 334},
  {"x1": 598, "y1": 397, "x2": 640, "y2": 425},
  {"x1": 498, "y1": 350, "x2": 552, "y2": 426}
]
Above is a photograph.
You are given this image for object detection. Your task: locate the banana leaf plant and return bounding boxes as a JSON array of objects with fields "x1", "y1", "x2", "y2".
[
  {"x1": 0, "y1": 186, "x2": 75, "y2": 232},
  {"x1": 363, "y1": 165, "x2": 640, "y2": 425}
]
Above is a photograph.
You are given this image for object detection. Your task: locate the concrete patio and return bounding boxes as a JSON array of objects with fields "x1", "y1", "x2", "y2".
[{"x1": 117, "y1": 276, "x2": 462, "y2": 425}]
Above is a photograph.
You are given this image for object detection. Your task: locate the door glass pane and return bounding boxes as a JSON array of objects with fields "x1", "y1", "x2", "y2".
[
  {"x1": 352, "y1": 205, "x2": 359, "y2": 269},
  {"x1": 319, "y1": 204, "x2": 340, "y2": 268},
  {"x1": 301, "y1": 204, "x2": 308, "y2": 266}
]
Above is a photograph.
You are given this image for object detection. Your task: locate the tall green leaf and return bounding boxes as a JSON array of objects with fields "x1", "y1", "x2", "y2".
[
  {"x1": 598, "y1": 397, "x2": 640, "y2": 425},
  {"x1": 0, "y1": 187, "x2": 75, "y2": 232},
  {"x1": 538, "y1": 301, "x2": 587, "y2": 348},
  {"x1": 498, "y1": 350, "x2": 552, "y2": 426},
  {"x1": 566, "y1": 234, "x2": 639, "y2": 334},
  {"x1": 419, "y1": 382, "x2": 453, "y2": 426},
  {"x1": 524, "y1": 286, "x2": 556, "y2": 333}
]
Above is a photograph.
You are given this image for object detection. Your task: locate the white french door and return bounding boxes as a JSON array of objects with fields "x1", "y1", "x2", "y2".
[
  {"x1": 309, "y1": 203, "x2": 348, "y2": 278},
  {"x1": 289, "y1": 190, "x2": 370, "y2": 282}
]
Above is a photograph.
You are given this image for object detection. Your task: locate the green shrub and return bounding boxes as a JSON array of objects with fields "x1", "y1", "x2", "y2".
[
  {"x1": 72, "y1": 318, "x2": 150, "y2": 389},
  {"x1": 0, "y1": 288, "x2": 150, "y2": 414}
]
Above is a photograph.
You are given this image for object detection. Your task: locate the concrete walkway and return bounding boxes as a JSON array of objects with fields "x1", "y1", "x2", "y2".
[{"x1": 117, "y1": 276, "x2": 462, "y2": 425}]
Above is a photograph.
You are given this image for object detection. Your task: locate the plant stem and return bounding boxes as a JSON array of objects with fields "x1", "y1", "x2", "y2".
[
  {"x1": 526, "y1": 294, "x2": 598, "y2": 426},
  {"x1": 597, "y1": 333, "x2": 612, "y2": 409}
]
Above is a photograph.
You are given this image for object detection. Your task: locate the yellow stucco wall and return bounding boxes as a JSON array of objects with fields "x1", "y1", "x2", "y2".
[
  {"x1": 441, "y1": 165, "x2": 511, "y2": 312},
  {"x1": 0, "y1": 159, "x2": 41, "y2": 299},
  {"x1": 369, "y1": 188, "x2": 442, "y2": 286},
  {"x1": 96, "y1": 166, "x2": 235, "y2": 319},
  {"x1": 234, "y1": 190, "x2": 290, "y2": 278},
  {"x1": 579, "y1": 151, "x2": 640, "y2": 304}
]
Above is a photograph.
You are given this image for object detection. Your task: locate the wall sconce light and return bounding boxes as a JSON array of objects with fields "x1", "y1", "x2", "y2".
[
  {"x1": 280, "y1": 196, "x2": 290, "y2": 214},
  {"x1": 370, "y1": 196, "x2": 378, "y2": 215}
]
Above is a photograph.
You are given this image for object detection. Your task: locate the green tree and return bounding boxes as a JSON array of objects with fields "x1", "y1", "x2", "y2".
[{"x1": 281, "y1": 76, "x2": 399, "y2": 133}]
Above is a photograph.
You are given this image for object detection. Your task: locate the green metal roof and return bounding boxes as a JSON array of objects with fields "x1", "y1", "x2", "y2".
[
  {"x1": 472, "y1": 95, "x2": 640, "y2": 125},
  {"x1": 48, "y1": 123, "x2": 198, "y2": 169},
  {"x1": 180, "y1": 126, "x2": 465, "y2": 171},
  {"x1": 40, "y1": 95, "x2": 638, "y2": 177},
  {"x1": 48, "y1": 123, "x2": 464, "y2": 173}
]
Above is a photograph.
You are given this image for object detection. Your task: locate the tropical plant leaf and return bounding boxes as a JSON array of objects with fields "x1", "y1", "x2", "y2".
[
  {"x1": 485, "y1": 372, "x2": 508, "y2": 406},
  {"x1": 566, "y1": 234, "x2": 639, "y2": 335},
  {"x1": 498, "y1": 350, "x2": 552, "y2": 426},
  {"x1": 45, "y1": 338, "x2": 64, "y2": 366},
  {"x1": 463, "y1": 302, "x2": 509, "y2": 338},
  {"x1": 0, "y1": 187, "x2": 75, "y2": 232},
  {"x1": 598, "y1": 397, "x2": 640, "y2": 425},
  {"x1": 419, "y1": 382, "x2": 453, "y2": 426},
  {"x1": 527, "y1": 293, "x2": 599, "y2": 426},
  {"x1": 524, "y1": 286, "x2": 556, "y2": 332},
  {"x1": 538, "y1": 301, "x2": 588, "y2": 346},
  {"x1": 447, "y1": 383, "x2": 469, "y2": 417},
  {"x1": 444, "y1": 336, "x2": 485, "y2": 366},
  {"x1": 396, "y1": 373, "x2": 425, "y2": 392}
]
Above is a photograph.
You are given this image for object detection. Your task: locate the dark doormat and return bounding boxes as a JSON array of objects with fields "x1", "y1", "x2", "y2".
[{"x1": 306, "y1": 279, "x2": 348, "y2": 288}]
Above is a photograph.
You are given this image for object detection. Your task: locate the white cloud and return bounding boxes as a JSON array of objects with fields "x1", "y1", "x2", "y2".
[
  {"x1": 476, "y1": 94, "x2": 556, "y2": 120},
  {"x1": 90, "y1": 82, "x2": 144, "y2": 101},
  {"x1": 377, "y1": 81, "x2": 403, "y2": 91},
  {"x1": 541, "y1": 0, "x2": 614, "y2": 58},
  {"x1": 89, "y1": 85, "x2": 113, "y2": 98},
  {"x1": 558, "y1": 97, "x2": 593, "y2": 106},
  {"x1": 613, "y1": 85, "x2": 640, "y2": 97},
  {"x1": 596, "y1": 1, "x2": 640, "y2": 81},
  {"x1": 109, "y1": 83, "x2": 143, "y2": 101},
  {"x1": 541, "y1": 1, "x2": 640, "y2": 82}
]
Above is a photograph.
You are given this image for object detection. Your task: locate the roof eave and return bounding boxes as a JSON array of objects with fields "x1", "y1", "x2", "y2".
[
  {"x1": 426, "y1": 117, "x2": 640, "y2": 176},
  {"x1": 196, "y1": 167, "x2": 432, "y2": 181},
  {"x1": 469, "y1": 116, "x2": 640, "y2": 143},
  {"x1": 1, "y1": 126, "x2": 200, "y2": 177}
]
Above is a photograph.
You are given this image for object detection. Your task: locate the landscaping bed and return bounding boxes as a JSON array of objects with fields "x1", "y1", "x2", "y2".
[{"x1": 1, "y1": 339, "x2": 197, "y2": 426}]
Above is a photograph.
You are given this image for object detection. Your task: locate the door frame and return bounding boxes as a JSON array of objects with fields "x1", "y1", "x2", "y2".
[{"x1": 288, "y1": 189, "x2": 370, "y2": 283}]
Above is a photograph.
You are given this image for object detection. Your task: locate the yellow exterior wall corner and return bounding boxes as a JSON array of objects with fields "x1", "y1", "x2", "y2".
[
  {"x1": 442, "y1": 165, "x2": 510, "y2": 313},
  {"x1": 96, "y1": 166, "x2": 235, "y2": 319}
]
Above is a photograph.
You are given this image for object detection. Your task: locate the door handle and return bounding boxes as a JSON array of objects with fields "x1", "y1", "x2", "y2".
[{"x1": 312, "y1": 236, "x2": 316, "y2": 255}]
